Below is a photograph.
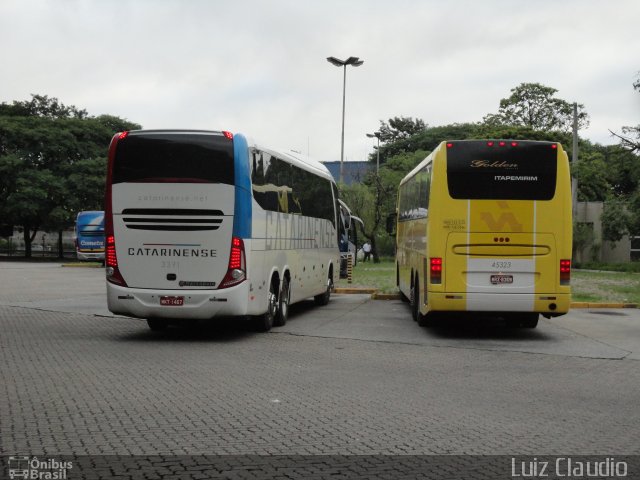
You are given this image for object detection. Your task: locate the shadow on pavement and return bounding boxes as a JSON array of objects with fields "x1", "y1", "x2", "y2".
[
  {"x1": 117, "y1": 316, "x2": 259, "y2": 343},
  {"x1": 424, "y1": 314, "x2": 552, "y2": 341}
]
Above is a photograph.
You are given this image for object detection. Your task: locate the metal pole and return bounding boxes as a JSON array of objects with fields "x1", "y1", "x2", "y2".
[
  {"x1": 572, "y1": 103, "x2": 578, "y2": 164},
  {"x1": 340, "y1": 64, "x2": 347, "y2": 184},
  {"x1": 572, "y1": 102, "x2": 579, "y2": 218}
]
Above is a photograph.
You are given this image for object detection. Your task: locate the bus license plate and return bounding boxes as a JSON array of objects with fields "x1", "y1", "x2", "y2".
[
  {"x1": 491, "y1": 274, "x2": 513, "y2": 285},
  {"x1": 160, "y1": 296, "x2": 184, "y2": 306}
]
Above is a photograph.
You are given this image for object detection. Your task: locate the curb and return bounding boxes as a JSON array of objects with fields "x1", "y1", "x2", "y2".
[
  {"x1": 336, "y1": 289, "x2": 638, "y2": 308},
  {"x1": 570, "y1": 302, "x2": 638, "y2": 309},
  {"x1": 334, "y1": 288, "x2": 378, "y2": 295},
  {"x1": 61, "y1": 263, "x2": 104, "y2": 268}
]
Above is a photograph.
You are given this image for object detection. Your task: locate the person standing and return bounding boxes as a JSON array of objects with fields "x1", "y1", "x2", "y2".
[{"x1": 362, "y1": 241, "x2": 372, "y2": 262}]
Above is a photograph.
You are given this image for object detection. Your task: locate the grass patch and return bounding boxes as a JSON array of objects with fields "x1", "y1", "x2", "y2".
[
  {"x1": 336, "y1": 259, "x2": 640, "y2": 304},
  {"x1": 572, "y1": 270, "x2": 640, "y2": 304},
  {"x1": 574, "y1": 262, "x2": 640, "y2": 273},
  {"x1": 336, "y1": 260, "x2": 397, "y2": 293}
]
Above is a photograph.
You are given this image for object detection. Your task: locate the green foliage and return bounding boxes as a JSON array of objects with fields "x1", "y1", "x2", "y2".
[
  {"x1": 572, "y1": 270, "x2": 640, "y2": 304},
  {"x1": 340, "y1": 181, "x2": 387, "y2": 260},
  {"x1": 373, "y1": 121, "x2": 573, "y2": 167},
  {"x1": 0, "y1": 94, "x2": 141, "y2": 256},
  {"x1": 374, "y1": 123, "x2": 477, "y2": 165},
  {"x1": 599, "y1": 145, "x2": 640, "y2": 198},
  {"x1": 482, "y1": 82, "x2": 589, "y2": 133},
  {"x1": 601, "y1": 197, "x2": 632, "y2": 243},
  {"x1": 572, "y1": 150, "x2": 610, "y2": 201},
  {"x1": 574, "y1": 262, "x2": 640, "y2": 273},
  {"x1": 362, "y1": 81, "x2": 639, "y2": 263},
  {"x1": 335, "y1": 259, "x2": 397, "y2": 293},
  {"x1": 379, "y1": 149, "x2": 428, "y2": 191},
  {"x1": 573, "y1": 142, "x2": 640, "y2": 239},
  {"x1": 342, "y1": 149, "x2": 427, "y2": 258},
  {"x1": 627, "y1": 191, "x2": 640, "y2": 236},
  {"x1": 377, "y1": 116, "x2": 427, "y2": 143},
  {"x1": 610, "y1": 75, "x2": 640, "y2": 154},
  {"x1": 573, "y1": 222, "x2": 595, "y2": 259},
  {"x1": 0, "y1": 94, "x2": 88, "y2": 119},
  {"x1": 473, "y1": 123, "x2": 572, "y2": 145}
]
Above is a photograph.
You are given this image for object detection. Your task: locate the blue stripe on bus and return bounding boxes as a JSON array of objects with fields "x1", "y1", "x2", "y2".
[{"x1": 232, "y1": 133, "x2": 252, "y2": 239}]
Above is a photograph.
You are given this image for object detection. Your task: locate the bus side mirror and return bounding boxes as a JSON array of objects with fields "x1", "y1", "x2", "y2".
[
  {"x1": 386, "y1": 213, "x2": 397, "y2": 236},
  {"x1": 343, "y1": 212, "x2": 352, "y2": 230}
]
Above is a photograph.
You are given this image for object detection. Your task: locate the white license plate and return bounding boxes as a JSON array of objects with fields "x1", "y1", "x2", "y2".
[
  {"x1": 490, "y1": 274, "x2": 513, "y2": 285},
  {"x1": 160, "y1": 296, "x2": 184, "y2": 306}
]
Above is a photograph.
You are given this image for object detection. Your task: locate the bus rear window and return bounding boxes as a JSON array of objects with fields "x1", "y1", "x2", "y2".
[
  {"x1": 112, "y1": 132, "x2": 234, "y2": 184},
  {"x1": 446, "y1": 141, "x2": 557, "y2": 200}
]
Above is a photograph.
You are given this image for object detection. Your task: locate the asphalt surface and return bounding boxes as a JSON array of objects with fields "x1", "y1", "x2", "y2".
[{"x1": 1, "y1": 261, "x2": 639, "y2": 478}]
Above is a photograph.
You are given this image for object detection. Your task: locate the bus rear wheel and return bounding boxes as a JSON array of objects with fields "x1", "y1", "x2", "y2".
[
  {"x1": 314, "y1": 272, "x2": 332, "y2": 306},
  {"x1": 254, "y1": 280, "x2": 277, "y2": 332},
  {"x1": 411, "y1": 278, "x2": 419, "y2": 322},
  {"x1": 274, "y1": 277, "x2": 290, "y2": 327},
  {"x1": 412, "y1": 278, "x2": 434, "y2": 327},
  {"x1": 520, "y1": 313, "x2": 539, "y2": 329},
  {"x1": 508, "y1": 313, "x2": 539, "y2": 329},
  {"x1": 147, "y1": 318, "x2": 168, "y2": 331}
]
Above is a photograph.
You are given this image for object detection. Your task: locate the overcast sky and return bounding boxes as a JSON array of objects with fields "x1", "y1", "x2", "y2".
[{"x1": 1, "y1": 0, "x2": 638, "y2": 163}]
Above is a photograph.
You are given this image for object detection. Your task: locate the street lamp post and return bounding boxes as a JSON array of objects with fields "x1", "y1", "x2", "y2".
[
  {"x1": 366, "y1": 131, "x2": 381, "y2": 174},
  {"x1": 327, "y1": 56, "x2": 364, "y2": 184}
]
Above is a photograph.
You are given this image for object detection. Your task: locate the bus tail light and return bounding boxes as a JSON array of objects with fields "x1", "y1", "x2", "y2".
[
  {"x1": 430, "y1": 257, "x2": 442, "y2": 284},
  {"x1": 560, "y1": 259, "x2": 571, "y2": 285},
  {"x1": 105, "y1": 235, "x2": 127, "y2": 286},
  {"x1": 104, "y1": 132, "x2": 127, "y2": 287},
  {"x1": 219, "y1": 237, "x2": 246, "y2": 288}
]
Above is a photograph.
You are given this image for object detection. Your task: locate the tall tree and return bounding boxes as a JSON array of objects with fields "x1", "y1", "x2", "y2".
[
  {"x1": 610, "y1": 75, "x2": 640, "y2": 154},
  {"x1": 482, "y1": 82, "x2": 589, "y2": 133},
  {"x1": 374, "y1": 123, "x2": 477, "y2": 166},
  {"x1": 572, "y1": 150, "x2": 610, "y2": 202},
  {"x1": 377, "y1": 116, "x2": 428, "y2": 143},
  {"x1": 607, "y1": 75, "x2": 640, "y2": 239},
  {"x1": 341, "y1": 150, "x2": 427, "y2": 260},
  {"x1": 0, "y1": 95, "x2": 140, "y2": 257}
]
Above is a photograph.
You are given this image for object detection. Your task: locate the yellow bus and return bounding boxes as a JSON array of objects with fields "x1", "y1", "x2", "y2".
[{"x1": 393, "y1": 140, "x2": 572, "y2": 329}]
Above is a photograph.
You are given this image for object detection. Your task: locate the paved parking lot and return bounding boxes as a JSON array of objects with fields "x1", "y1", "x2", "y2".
[{"x1": 1, "y1": 261, "x2": 639, "y2": 477}]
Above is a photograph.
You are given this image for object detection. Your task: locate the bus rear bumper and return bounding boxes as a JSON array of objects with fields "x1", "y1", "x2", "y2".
[
  {"x1": 427, "y1": 291, "x2": 571, "y2": 315},
  {"x1": 107, "y1": 282, "x2": 250, "y2": 320},
  {"x1": 77, "y1": 252, "x2": 105, "y2": 261}
]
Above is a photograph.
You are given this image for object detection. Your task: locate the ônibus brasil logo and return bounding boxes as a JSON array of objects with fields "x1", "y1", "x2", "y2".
[{"x1": 8, "y1": 456, "x2": 72, "y2": 479}]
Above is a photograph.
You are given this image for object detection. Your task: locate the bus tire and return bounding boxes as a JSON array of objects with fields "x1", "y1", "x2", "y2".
[
  {"x1": 254, "y1": 280, "x2": 277, "y2": 332},
  {"x1": 508, "y1": 313, "x2": 539, "y2": 329},
  {"x1": 411, "y1": 277, "x2": 419, "y2": 322},
  {"x1": 314, "y1": 271, "x2": 332, "y2": 306},
  {"x1": 521, "y1": 313, "x2": 539, "y2": 329},
  {"x1": 274, "y1": 276, "x2": 290, "y2": 327},
  {"x1": 417, "y1": 311, "x2": 434, "y2": 327},
  {"x1": 147, "y1": 318, "x2": 168, "y2": 331}
]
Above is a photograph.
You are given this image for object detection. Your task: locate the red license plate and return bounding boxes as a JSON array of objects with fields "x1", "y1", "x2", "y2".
[
  {"x1": 490, "y1": 274, "x2": 513, "y2": 285},
  {"x1": 160, "y1": 296, "x2": 184, "y2": 306}
]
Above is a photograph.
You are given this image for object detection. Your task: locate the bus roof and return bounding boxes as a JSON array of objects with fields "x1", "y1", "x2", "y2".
[{"x1": 256, "y1": 145, "x2": 335, "y2": 183}]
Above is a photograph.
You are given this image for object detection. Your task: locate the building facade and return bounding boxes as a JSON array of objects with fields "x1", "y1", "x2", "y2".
[{"x1": 574, "y1": 201, "x2": 636, "y2": 263}]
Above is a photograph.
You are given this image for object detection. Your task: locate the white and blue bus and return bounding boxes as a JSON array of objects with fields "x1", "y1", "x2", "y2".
[
  {"x1": 75, "y1": 210, "x2": 105, "y2": 261},
  {"x1": 105, "y1": 130, "x2": 341, "y2": 331}
]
